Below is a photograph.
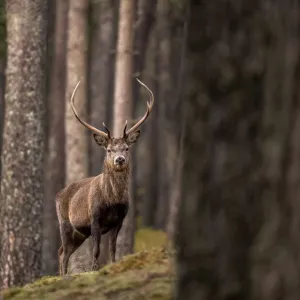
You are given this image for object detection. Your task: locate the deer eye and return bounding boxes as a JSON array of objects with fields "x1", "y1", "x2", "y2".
[
  {"x1": 126, "y1": 147, "x2": 129, "y2": 151},
  {"x1": 107, "y1": 149, "x2": 111, "y2": 153}
]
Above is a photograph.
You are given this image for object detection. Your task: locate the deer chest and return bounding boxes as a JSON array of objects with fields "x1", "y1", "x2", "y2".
[{"x1": 99, "y1": 203, "x2": 128, "y2": 228}]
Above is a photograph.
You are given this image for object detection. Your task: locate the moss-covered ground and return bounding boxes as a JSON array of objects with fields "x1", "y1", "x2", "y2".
[{"x1": 1, "y1": 228, "x2": 174, "y2": 300}]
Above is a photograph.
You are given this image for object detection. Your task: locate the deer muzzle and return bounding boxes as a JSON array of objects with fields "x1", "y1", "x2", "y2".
[{"x1": 114, "y1": 156, "x2": 126, "y2": 166}]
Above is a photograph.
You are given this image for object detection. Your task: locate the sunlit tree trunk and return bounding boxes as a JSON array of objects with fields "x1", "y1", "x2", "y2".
[
  {"x1": 113, "y1": 0, "x2": 135, "y2": 259},
  {"x1": 65, "y1": 0, "x2": 90, "y2": 274},
  {"x1": 42, "y1": 0, "x2": 68, "y2": 276},
  {"x1": 0, "y1": 0, "x2": 47, "y2": 288}
]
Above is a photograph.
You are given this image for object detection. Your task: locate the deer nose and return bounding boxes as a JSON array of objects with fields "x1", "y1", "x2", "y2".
[{"x1": 115, "y1": 156, "x2": 126, "y2": 165}]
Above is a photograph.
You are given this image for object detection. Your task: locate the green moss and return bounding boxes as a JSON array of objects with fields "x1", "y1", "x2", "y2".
[
  {"x1": 1, "y1": 247, "x2": 174, "y2": 300},
  {"x1": 135, "y1": 227, "x2": 168, "y2": 252},
  {"x1": 1, "y1": 228, "x2": 171, "y2": 299},
  {"x1": 100, "y1": 247, "x2": 170, "y2": 276}
]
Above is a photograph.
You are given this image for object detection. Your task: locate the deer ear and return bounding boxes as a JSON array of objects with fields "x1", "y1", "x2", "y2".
[
  {"x1": 126, "y1": 130, "x2": 140, "y2": 145},
  {"x1": 93, "y1": 134, "x2": 108, "y2": 148}
]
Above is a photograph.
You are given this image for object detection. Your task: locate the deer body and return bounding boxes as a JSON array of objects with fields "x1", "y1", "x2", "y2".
[{"x1": 56, "y1": 79, "x2": 154, "y2": 275}]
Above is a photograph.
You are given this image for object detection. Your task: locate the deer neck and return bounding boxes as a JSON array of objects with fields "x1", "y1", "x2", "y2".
[{"x1": 101, "y1": 161, "x2": 130, "y2": 203}]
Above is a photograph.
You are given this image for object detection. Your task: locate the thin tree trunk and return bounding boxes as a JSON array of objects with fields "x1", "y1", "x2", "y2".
[
  {"x1": 167, "y1": 4, "x2": 189, "y2": 240},
  {"x1": 65, "y1": 0, "x2": 90, "y2": 274},
  {"x1": 113, "y1": 0, "x2": 135, "y2": 260},
  {"x1": 155, "y1": 0, "x2": 175, "y2": 229},
  {"x1": 42, "y1": 0, "x2": 68, "y2": 276},
  {"x1": 132, "y1": 0, "x2": 157, "y2": 227},
  {"x1": 89, "y1": 0, "x2": 116, "y2": 268},
  {"x1": 0, "y1": 0, "x2": 47, "y2": 288},
  {"x1": 141, "y1": 26, "x2": 159, "y2": 227},
  {"x1": 89, "y1": 0, "x2": 114, "y2": 176}
]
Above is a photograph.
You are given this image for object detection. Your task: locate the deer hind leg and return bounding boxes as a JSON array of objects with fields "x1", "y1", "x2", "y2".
[
  {"x1": 109, "y1": 222, "x2": 123, "y2": 263},
  {"x1": 58, "y1": 246, "x2": 63, "y2": 275},
  {"x1": 60, "y1": 221, "x2": 86, "y2": 275}
]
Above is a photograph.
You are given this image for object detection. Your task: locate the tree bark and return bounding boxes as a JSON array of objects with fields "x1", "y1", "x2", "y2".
[
  {"x1": 155, "y1": 0, "x2": 175, "y2": 229},
  {"x1": 167, "y1": 4, "x2": 189, "y2": 241},
  {"x1": 42, "y1": 0, "x2": 68, "y2": 276},
  {"x1": 89, "y1": 0, "x2": 116, "y2": 268},
  {"x1": 89, "y1": 0, "x2": 115, "y2": 176},
  {"x1": 113, "y1": 0, "x2": 135, "y2": 260},
  {"x1": 0, "y1": 58, "x2": 5, "y2": 178},
  {"x1": 65, "y1": 0, "x2": 90, "y2": 274},
  {"x1": 176, "y1": 1, "x2": 300, "y2": 299},
  {"x1": 0, "y1": 0, "x2": 47, "y2": 288},
  {"x1": 132, "y1": 0, "x2": 157, "y2": 228},
  {"x1": 141, "y1": 26, "x2": 159, "y2": 227}
]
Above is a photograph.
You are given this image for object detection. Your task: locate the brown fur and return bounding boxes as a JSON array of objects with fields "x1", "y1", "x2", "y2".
[{"x1": 56, "y1": 135, "x2": 139, "y2": 275}]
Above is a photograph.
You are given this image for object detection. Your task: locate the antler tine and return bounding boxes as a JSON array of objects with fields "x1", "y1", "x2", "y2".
[
  {"x1": 103, "y1": 122, "x2": 111, "y2": 139},
  {"x1": 125, "y1": 78, "x2": 154, "y2": 136},
  {"x1": 70, "y1": 81, "x2": 108, "y2": 138},
  {"x1": 122, "y1": 120, "x2": 128, "y2": 138}
]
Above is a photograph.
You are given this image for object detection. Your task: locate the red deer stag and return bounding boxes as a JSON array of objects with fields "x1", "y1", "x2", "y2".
[{"x1": 56, "y1": 79, "x2": 154, "y2": 275}]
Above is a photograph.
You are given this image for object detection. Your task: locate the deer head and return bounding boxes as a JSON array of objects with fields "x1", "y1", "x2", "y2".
[{"x1": 69, "y1": 79, "x2": 154, "y2": 172}]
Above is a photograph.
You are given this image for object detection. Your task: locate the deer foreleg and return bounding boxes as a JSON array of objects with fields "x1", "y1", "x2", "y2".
[
  {"x1": 109, "y1": 222, "x2": 123, "y2": 263},
  {"x1": 91, "y1": 215, "x2": 101, "y2": 271}
]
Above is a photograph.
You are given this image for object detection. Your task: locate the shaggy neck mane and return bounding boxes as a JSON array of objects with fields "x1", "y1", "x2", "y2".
[{"x1": 100, "y1": 159, "x2": 130, "y2": 203}]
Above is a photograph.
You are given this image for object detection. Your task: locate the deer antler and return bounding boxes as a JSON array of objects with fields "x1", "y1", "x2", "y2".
[
  {"x1": 70, "y1": 81, "x2": 109, "y2": 138},
  {"x1": 124, "y1": 78, "x2": 154, "y2": 137}
]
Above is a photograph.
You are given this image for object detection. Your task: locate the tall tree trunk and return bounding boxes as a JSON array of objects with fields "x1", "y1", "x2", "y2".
[
  {"x1": 141, "y1": 26, "x2": 159, "y2": 227},
  {"x1": 89, "y1": 0, "x2": 114, "y2": 176},
  {"x1": 42, "y1": 0, "x2": 68, "y2": 276},
  {"x1": 113, "y1": 0, "x2": 135, "y2": 260},
  {"x1": 167, "y1": 3, "x2": 189, "y2": 241},
  {"x1": 0, "y1": 0, "x2": 47, "y2": 288},
  {"x1": 155, "y1": 0, "x2": 175, "y2": 229},
  {"x1": 0, "y1": 58, "x2": 5, "y2": 178},
  {"x1": 176, "y1": 1, "x2": 300, "y2": 299},
  {"x1": 132, "y1": 0, "x2": 157, "y2": 228},
  {"x1": 89, "y1": 0, "x2": 116, "y2": 268},
  {"x1": 65, "y1": 0, "x2": 90, "y2": 274}
]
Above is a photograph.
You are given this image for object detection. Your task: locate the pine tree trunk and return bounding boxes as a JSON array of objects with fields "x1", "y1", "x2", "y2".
[
  {"x1": 141, "y1": 27, "x2": 159, "y2": 227},
  {"x1": 42, "y1": 0, "x2": 68, "y2": 276},
  {"x1": 89, "y1": 0, "x2": 115, "y2": 176},
  {"x1": 65, "y1": 0, "x2": 90, "y2": 274},
  {"x1": 167, "y1": 5, "x2": 188, "y2": 241},
  {"x1": 132, "y1": 0, "x2": 157, "y2": 228},
  {"x1": 89, "y1": 0, "x2": 116, "y2": 268},
  {"x1": 113, "y1": 0, "x2": 135, "y2": 260},
  {"x1": 0, "y1": 58, "x2": 5, "y2": 178},
  {"x1": 155, "y1": 0, "x2": 175, "y2": 229},
  {"x1": 0, "y1": 0, "x2": 47, "y2": 288}
]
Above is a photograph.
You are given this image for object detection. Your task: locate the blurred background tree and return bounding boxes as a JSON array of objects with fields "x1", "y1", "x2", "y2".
[{"x1": 176, "y1": 0, "x2": 300, "y2": 299}]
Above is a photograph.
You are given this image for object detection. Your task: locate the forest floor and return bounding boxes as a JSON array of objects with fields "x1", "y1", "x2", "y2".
[{"x1": 1, "y1": 228, "x2": 174, "y2": 300}]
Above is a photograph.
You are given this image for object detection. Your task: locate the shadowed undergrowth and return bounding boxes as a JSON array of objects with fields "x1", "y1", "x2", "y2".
[{"x1": 1, "y1": 228, "x2": 174, "y2": 300}]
